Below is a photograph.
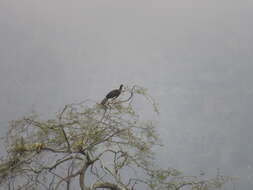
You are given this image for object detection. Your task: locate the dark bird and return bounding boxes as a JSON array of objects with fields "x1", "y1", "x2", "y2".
[{"x1": 101, "y1": 84, "x2": 123, "y2": 105}]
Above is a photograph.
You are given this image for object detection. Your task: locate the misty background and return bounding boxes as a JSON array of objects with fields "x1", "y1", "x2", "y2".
[{"x1": 1, "y1": 0, "x2": 253, "y2": 189}]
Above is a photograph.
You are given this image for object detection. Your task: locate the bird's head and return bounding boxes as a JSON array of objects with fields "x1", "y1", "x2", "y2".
[{"x1": 119, "y1": 84, "x2": 123, "y2": 90}]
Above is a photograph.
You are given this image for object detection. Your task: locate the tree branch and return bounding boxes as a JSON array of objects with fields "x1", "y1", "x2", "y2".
[{"x1": 92, "y1": 182, "x2": 129, "y2": 190}]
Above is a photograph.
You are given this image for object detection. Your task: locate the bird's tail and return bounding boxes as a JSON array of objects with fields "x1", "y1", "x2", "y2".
[{"x1": 101, "y1": 97, "x2": 108, "y2": 105}]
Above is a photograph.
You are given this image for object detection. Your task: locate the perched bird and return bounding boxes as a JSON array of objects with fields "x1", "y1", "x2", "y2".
[{"x1": 101, "y1": 84, "x2": 123, "y2": 105}]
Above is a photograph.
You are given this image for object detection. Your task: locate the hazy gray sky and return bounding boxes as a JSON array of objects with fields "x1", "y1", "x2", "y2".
[{"x1": 1, "y1": 0, "x2": 253, "y2": 189}]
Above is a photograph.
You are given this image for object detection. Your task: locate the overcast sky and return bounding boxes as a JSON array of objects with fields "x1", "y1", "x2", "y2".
[{"x1": 1, "y1": 0, "x2": 253, "y2": 189}]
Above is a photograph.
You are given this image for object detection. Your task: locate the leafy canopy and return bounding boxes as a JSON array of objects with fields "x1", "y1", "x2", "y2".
[{"x1": 0, "y1": 85, "x2": 232, "y2": 190}]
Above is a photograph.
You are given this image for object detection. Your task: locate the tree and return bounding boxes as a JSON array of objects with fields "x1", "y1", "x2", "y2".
[{"x1": 0, "y1": 85, "x2": 232, "y2": 190}]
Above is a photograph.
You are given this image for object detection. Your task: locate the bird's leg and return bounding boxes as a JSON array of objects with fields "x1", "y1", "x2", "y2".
[{"x1": 111, "y1": 97, "x2": 118, "y2": 104}]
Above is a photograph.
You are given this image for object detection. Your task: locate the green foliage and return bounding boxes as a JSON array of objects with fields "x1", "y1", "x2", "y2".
[{"x1": 0, "y1": 85, "x2": 232, "y2": 190}]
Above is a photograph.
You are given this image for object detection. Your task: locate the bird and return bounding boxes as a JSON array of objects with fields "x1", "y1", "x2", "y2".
[{"x1": 101, "y1": 84, "x2": 123, "y2": 105}]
